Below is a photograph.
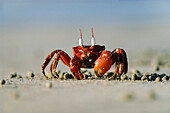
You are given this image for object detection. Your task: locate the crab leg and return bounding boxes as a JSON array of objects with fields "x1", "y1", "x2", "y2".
[
  {"x1": 70, "y1": 55, "x2": 83, "y2": 80},
  {"x1": 41, "y1": 50, "x2": 71, "y2": 79},
  {"x1": 109, "y1": 48, "x2": 128, "y2": 79}
]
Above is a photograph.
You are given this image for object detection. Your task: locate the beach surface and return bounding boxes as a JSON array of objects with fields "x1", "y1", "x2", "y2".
[{"x1": 1, "y1": 1, "x2": 170, "y2": 113}]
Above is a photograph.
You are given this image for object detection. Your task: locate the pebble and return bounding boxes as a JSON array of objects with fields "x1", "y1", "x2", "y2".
[
  {"x1": 106, "y1": 72, "x2": 114, "y2": 78},
  {"x1": 63, "y1": 72, "x2": 74, "y2": 80},
  {"x1": 162, "y1": 76, "x2": 169, "y2": 81},
  {"x1": 148, "y1": 91, "x2": 157, "y2": 100},
  {"x1": 57, "y1": 70, "x2": 61, "y2": 74},
  {"x1": 120, "y1": 74, "x2": 128, "y2": 80},
  {"x1": 131, "y1": 73, "x2": 138, "y2": 81},
  {"x1": 154, "y1": 65, "x2": 160, "y2": 71},
  {"x1": 59, "y1": 72, "x2": 64, "y2": 79},
  {"x1": 27, "y1": 72, "x2": 35, "y2": 78},
  {"x1": 46, "y1": 82, "x2": 52, "y2": 88},
  {"x1": 83, "y1": 74, "x2": 89, "y2": 79},
  {"x1": 121, "y1": 93, "x2": 134, "y2": 101},
  {"x1": 141, "y1": 75, "x2": 148, "y2": 81},
  {"x1": 16, "y1": 75, "x2": 23, "y2": 79},
  {"x1": 0, "y1": 79, "x2": 6, "y2": 85},
  {"x1": 159, "y1": 73, "x2": 166, "y2": 78},
  {"x1": 13, "y1": 92, "x2": 20, "y2": 100},
  {"x1": 155, "y1": 77, "x2": 162, "y2": 82},
  {"x1": 9, "y1": 72, "x2": 17, "y2": 79}
]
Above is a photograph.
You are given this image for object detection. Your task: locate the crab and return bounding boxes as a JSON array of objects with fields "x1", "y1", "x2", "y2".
[{"x1": 41, "y1": 28, "x2": 128, "y2": 80}]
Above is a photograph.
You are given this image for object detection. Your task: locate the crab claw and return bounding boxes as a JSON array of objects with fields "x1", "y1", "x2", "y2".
[{"x1": 94, "y1": 51, "x2": 113, "y2": 77}]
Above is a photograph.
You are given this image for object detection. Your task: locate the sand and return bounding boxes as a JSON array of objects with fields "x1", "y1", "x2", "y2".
[
  {"x1": 1, "y1": 64, "x2": 170, "y2": 113},
  {"x1": 1, "y1": 25, "x2": 170, "y2": 113}
]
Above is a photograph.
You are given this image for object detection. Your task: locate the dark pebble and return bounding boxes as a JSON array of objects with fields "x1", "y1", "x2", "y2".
[
  {"x1": 83, "y1": 74, "x2": 89, "y2": 79},
  {"x1": 16, "y1": 75, "x2": 23, "y2": 79},
  {"x1": 63, "y1": 73, "x2": 74, "y2": 80},
  {"x1": 0, "y1": 79, "x2": 6, "y2": 85},
  {"x1": 141, "y1": 75, "x2": 148, "y2": 81},
  {"x1": 9, "y1": 73, "x2": 17, "y2": 79},
  {"x1": 154, "y1": 65, "x2": 160, "y2": 71},
  {"x1": 162, "y1": 76, "x2": 169, "y2": 81},
  {"x1": 106, "y1": 72, "x2": 114, "y2": 78},
  {"x1": 27, "y1": 72, "x2": 35, "y2": 78},
  {"x1": 121, "y1": 74, "x2": 128, "y2": 80},
  {"x1": 131, "y1": 73, "x2": 138, "y2": 81}
]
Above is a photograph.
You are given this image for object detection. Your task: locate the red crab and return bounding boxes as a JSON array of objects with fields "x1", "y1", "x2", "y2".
[{"x1": 41, "y1": 28, "x2": 128, "y2": 80}]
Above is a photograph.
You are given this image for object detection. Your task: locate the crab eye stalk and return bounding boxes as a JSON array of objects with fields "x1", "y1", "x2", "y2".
[
  {"x1": 91, "y1": 27, "x2": 96, "y2": 47},
  {"x1": 79, "y1": 29, "x2": 84, "y2": 47}
]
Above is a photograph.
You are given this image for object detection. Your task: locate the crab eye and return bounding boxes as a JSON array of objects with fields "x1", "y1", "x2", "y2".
[
  {"x1": 79, "y1": 29, "x2": 84, "y2": 47},
  {"x1": 91, "y1": 37, "x2": 96, "y2": 46},
  {"x1": 91, "y1": 27, "x2": 96, "y2": 46},
  {"x1": 79, "y1": 38, "x2": 83, "y2": 47}
]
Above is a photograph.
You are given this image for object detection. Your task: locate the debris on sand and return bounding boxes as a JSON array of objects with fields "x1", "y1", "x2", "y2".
[
  {"x1": 38, "y1": 69, "x2": 170, "y2": 83},
  {"x1": 0, "y1": 79, "x2": 6, "y2": 85},
  {"x1": 27, "y1": 72, "x2": 35, "y2": 78},
  {"x1": 120, "y1": 92, "x2": 134, "y2": 101},
  {"x1": 46, "y1": 82, "x2": 52, "y2": 88},
  {"x1": 9, "y1": 72, "x2": 17, "y2": 79},
  {"x1": 148, "y1": 91, "x2": 157, "y2": 100}
]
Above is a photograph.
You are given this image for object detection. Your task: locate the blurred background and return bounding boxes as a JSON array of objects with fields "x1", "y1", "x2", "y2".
[{"x1": 0, "y1": 0, "x2": 170, "y2": 77}]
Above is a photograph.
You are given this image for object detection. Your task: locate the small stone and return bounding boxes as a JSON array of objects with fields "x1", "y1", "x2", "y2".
[
  {"x1": 106, "y1": 72, "x2": 114, "y2": 78},
  {"x1": 135, "y1": 73, "x2": 143, "y2": 79},
  {"x1": 0, "y1": 79, "x2": 6, "y2": 85},
  {"x1": 9, "y1": 72, "x2": 17, "y2": 79},
  {"x1": 83, "y1": 74, "x2": 89, "y2": 79},
  {"x1": 46, "y1": 82, "x2": 52, "y2": 88},
  {"x1": 148, "y1": 91, "x2": 157, "y2": 100},
  {"x1": 141, "y1": 75, "x2": 148, "y2": 81},
  {"x1": 13, "y1": 92, "x2": 20, "y2": 100},
  {"x1": 57, "y1": 70, "x2": 61, "y2": 74},
  {"x1": 155, "y1": 77, "x2": 162, "y2": 82},
  {"x1": 154, "y1": 65, "x2": 160, "y2": 71},
  {"x1": 63, "y1": 73, "x2": 74, "y2": 80},
  {"x1": 131, "y1": 73, "x2": 138, "y2": 81},
  {"x1": 27, "y1": 72, "x2": 35, "y2": 78},
  {"x1": 121, "y1": 93, "x2": 134, "y2": 101},
  {"x1": 162, "y1": 76, "x2": 169, "y2": 81},
  {"x1": 59, "y1": 72, "x2": 65, "y2": 80},
  {"x1": 148, "y1": 75, "x2": 152, "y2": 79},
  {"x1": 150, "y1": 73, "x2": 158, "y2": 81},
  {"x1": 120, "y1": 74, "x2": 128, "y2": 80},
  {"x1": 16, "y1": 75, "x2": 23, "y2": 79},
  {"x1": 159, "y1": 73, "x2": 166, "y2": 78}
]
